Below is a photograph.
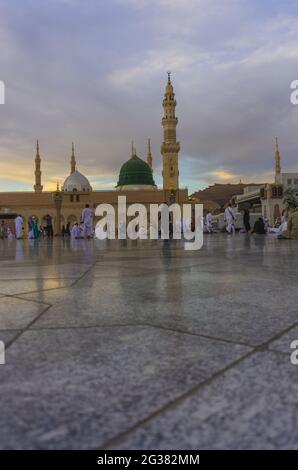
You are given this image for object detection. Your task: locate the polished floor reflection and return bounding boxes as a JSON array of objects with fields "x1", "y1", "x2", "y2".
[{"x1": 0, "y1": 235, "x2": 297, "y2": 449}]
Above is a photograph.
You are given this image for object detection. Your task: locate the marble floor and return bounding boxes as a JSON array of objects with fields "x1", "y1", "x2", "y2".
[{"x1": 0, "y1": 235, "x2": 297, "y2": 449}]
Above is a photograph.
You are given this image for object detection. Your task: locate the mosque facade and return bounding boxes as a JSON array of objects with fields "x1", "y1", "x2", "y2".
[{"x1": 0, "y1": 76, "x2": 189, "y2": 234}]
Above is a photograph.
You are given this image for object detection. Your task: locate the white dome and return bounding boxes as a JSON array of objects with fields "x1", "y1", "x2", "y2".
[{"x1": 62, "y1": 171, "x2": 92, "y2": 192}]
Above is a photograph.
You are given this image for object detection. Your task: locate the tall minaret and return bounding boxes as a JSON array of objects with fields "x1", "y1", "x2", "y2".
[
  {"x1": 161, "y1": 72, "x2": 180, "y2": 191},
  {"x1": 275, "y1": 137, "x2": 281, "y2": 183},
  {"x1": 147, "y1": 138, "x2": 153, "y2": 169},
  {"x1": 34, "y1": 140, "x2": 43, "y2": 193},
  {"x1": 70, "y1": 142, "x2": 76, "y2": 173}
]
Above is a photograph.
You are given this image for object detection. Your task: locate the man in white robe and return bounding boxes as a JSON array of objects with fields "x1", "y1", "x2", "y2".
[
  {"x1": 206, "y1": 212, "x2": 213, "y2": 233},
  {"x1": 224, "y1": 204, "x2": 236, "y2": 234},
  {"x1": 14, "y1": 215, "x2": 23, "y2": 239},
  {"x1": 81, "y1": 204, "x2": 93, "y2": 238}
]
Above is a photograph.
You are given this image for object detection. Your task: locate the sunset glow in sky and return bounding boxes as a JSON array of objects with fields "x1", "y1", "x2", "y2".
[{"x1": 1, "y1": 0, "x2": 298, "y2": 192}]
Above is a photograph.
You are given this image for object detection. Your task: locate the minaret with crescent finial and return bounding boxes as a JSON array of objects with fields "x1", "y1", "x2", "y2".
[
  {"x1": 34, "y1": 139, "x2": 43, "y2": 193},
  {"x1": 70, "y1": 142, "x2": 76, "y2": 174},
  {"x1": 275, "y1": 137, "x2": 281, "y2": 183},
  {"x1": 161, "y1": 72, "x2": 180, "y2": 191}
]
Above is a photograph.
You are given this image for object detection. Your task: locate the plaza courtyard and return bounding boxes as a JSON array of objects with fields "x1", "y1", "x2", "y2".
[{"x1": 0, "y1": 234, "x2": 297, "y2": 450}]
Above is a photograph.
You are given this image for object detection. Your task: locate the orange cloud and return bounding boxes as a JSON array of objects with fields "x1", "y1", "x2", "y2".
[{"x1": 211, "y1": 170, "x2": 240, "y2": 182}]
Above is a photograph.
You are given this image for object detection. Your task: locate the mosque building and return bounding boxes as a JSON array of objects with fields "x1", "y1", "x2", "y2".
[
  {"x1": 235, "y1": 138, "x2": 298, "y2": 224},
  {"x1": 0, "y1": 75, "x2": 189, "y2": 234}
]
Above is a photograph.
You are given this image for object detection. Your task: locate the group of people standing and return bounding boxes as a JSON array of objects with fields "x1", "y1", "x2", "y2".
[
  {"x1": 70, "y1": 204, "x2": 94, "y2": 239},
  {"x1": 13, "y1": 214, "x2": 54, "y2": 240},
  {"x1": 205, "y1": 204, "x2": 242, "y2": 235},
  {"x1": 239, "y1": 206, "x2": 266, "y2": 235},
  {"x1": 222, "y1": 204, "x2": 267, "y2": 235},
  {"x1": 205, "y1": 203, "x2": 298, "y2": 239},
  {"x1": 9, "y1": 204, "x2": 94, "y2": 241},
  {"x1": 3, "y1": 201, "x2": 298, "y2": 241},
  {"x1": 0, "y1": 220, "x2": 14, "y2": 240}
]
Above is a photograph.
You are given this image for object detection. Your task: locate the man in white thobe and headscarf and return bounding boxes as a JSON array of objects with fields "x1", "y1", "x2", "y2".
[
  {"x1": 206, "y1": 211, "x2": 213, "y2": 233},
  {"x1": 224, "y1": 203, "x2": 236, "y2": 234},
  {"x1": 14, "y1": 215, "x2": 23, "y2": 239},
  {"x1": 81, "y1": 204, "x2": 94, "y2": 238}
]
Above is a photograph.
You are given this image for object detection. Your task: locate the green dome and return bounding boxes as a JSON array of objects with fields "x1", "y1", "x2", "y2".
[{"x1": 117, "y1": 154, "x2": 155, "y2": 187}]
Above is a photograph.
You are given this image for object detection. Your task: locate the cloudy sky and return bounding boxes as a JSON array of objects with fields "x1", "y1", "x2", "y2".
[{"x1": 0, "y1": 0, "x2": 298, "y2": 192}]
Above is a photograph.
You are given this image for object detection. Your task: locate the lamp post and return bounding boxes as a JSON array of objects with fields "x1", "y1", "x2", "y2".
[{"x1": 52, "y1": 183, "x2": 63, "y2": 236}]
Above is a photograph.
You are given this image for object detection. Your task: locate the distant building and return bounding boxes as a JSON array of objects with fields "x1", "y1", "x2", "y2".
[
  {"x1": 190, "y1": 183, "x2": 261, "y2": 214},
  {"x1": 236, "y1": 138, "x2": 298, "y2": 224}
]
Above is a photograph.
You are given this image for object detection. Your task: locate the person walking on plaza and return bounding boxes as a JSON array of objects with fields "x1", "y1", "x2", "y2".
[
  {"x1": 81, "y1": 204, "x2": 93, "y2": 238},
  {"x1": 224, "y1": 203, "x2": 236, "y2": 234},
  {"x1": 45, "y1": 214, "x2": 53, "y2": 238},
  {"x1": 28, "y1": 216, "x2": 34, "y2": 239},
  {"x1": 206, "y1": 211, "x2": 213, "y2": 233},
  {"x1": 32, "y1": 217, "x2": 39, "y2": 239},
  {"x1": 243, "y1": 209, "x2": 251, "y2": 233},
  {"x1": 14, "y1": 215, "x2": 23, "y2": 239}
]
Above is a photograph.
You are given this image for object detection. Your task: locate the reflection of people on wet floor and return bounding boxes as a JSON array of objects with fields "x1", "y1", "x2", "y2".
[{"x1": 252, "y1": 218, "x2": 266, "y2": 235}]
